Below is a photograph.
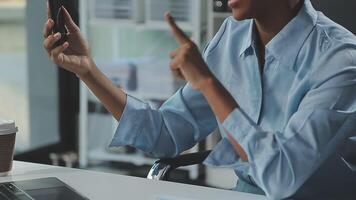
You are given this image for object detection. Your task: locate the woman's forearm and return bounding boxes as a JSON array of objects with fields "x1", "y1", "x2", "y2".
[
  {"x1": 200, "y1": 78, "x2": 238, "y2": 123},
  {"x1": 200, "y1": 77, "x2": 248, "y2": 161},
  {"x1": 79, "y1": 61, "x2": 127, "y2": 120}
]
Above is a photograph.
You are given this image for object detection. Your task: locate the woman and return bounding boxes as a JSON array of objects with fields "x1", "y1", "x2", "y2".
[{"x1": 43, "y1": 0, "x2": 356, "y2": 199}]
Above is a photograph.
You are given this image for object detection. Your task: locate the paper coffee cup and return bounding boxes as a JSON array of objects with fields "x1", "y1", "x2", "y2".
[{"x1": 0, "y1": 119, "x2": 18, "y2": 176}]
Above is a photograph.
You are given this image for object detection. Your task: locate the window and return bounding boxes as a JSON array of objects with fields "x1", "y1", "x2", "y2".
[
  {"x1": 0, "y1": 0, "x2": 28, "y2": 152},
  {"x1": 0, "y1": 0, "x2": 60, "y2": 153}
]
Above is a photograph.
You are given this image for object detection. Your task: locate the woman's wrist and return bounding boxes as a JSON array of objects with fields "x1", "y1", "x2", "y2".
[
  {"x1": 199, "y1": 75, "x2": 238, "y2": 122},
  {"x1": 78, "y1": 58, "x2": 97, "y2": 81},
  {"x1": 197, "y1": 74, "x2": 218, "y2": 93}
]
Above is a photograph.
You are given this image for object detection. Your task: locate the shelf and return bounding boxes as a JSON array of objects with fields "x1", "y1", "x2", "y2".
[
  {"x1": 212, "y1": 12, "x2": 231, "y2": 19},
  {"x1": 127, "y1": 91, "x2": 172, "y2": 100},
  {"x1": 142, "y1": 21, "x2": 194, "y2": 32},
  {"x1": 89, "y1": 19, "x2": 140, "y2": 29},
  {"x1": 87, "y1": 90, "x2": 171, "y2": 105},
  {"x1": 79, "y1": 1, "x2": 207, "y2": 180},
  {"x1": 89, "y1": 19, "x2": 196, "y2": 33},
  {"x1": 88, "y1": 148, "x2": 200, "y2": 175},
  {"x1": 89, "y1": 148, "x2": 156, "y2": 166}
]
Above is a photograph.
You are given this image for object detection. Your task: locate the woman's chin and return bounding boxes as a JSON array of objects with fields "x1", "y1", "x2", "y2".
[{"x1": 232, "y1": 10, "x2": 250, "y2": 21}]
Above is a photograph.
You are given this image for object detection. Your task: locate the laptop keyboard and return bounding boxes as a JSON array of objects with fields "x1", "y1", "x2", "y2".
[{"x1": 0, "y1": 183, "x2": 33, "y2": 200}]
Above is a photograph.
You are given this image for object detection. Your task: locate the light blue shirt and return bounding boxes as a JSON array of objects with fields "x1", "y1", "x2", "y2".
[{"x1": 110, "y1": 0, "x2": 356, "y2": 199}]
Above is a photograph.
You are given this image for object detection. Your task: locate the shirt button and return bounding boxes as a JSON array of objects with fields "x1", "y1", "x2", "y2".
[
  {"x1": 322, "y1": 40, "x2": 330, "y2": 51},
  {"x1": 264, "y1": 56, "x2": 275, "y2": 73},
  {"x1": 266, "y1": 56, "x2": 274, "y2": 63}
]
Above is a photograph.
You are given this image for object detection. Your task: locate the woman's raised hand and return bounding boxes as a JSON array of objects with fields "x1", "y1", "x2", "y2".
[
  {"x1": 43, "y1": 5, "x2": 94, "y2": 78},
  {"x1": 165, "y1": 13, "x2": 214, "y2": 91}
]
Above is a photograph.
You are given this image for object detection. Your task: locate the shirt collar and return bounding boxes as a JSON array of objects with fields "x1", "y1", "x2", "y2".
[
  {"x1": 239, "y1": 0, "x2": 318, "y2": 67},
  {"x1": 239, "y1": 21, "x2": 255, "y2": 57},
  {"x1": 266, "y1": 0, "x2": 318, "y2": 67}
]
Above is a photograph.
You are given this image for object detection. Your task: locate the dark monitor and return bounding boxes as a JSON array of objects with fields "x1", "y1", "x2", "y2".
[{"x1": 312, "y1": 0, "x2": 356, "y2": 34}]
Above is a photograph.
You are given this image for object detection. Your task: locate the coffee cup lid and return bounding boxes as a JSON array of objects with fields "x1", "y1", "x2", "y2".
[{"x1": 0, "y1": 119, "x2": 18, "y2": 135}]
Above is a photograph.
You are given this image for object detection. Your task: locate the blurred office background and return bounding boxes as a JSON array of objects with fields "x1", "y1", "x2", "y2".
[{"x1": 0, "y1": 0, "x2": 354, "y2": 190}]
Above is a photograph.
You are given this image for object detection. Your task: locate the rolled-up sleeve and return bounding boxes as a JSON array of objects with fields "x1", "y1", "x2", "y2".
[
  {"x1": 109, "y1": 94, "x2": 149, "y2": 147},
  {"x1": 110, "y1": 83, "x2": 218, "y2": 158},
  {"x1": 222, "y1": 68, "x2": 356, "y2": 199}
]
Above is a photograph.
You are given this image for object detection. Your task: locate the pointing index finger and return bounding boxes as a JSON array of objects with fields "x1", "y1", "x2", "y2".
[
  {"x1": 165, "y1": 12, "x2": 190, "y2": 45},
  {"x1": 47, "y1": 0, "x2": 52, "y2": 19}
]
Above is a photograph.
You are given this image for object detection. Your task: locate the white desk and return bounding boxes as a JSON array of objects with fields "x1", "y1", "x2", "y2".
[{"x1": 0, "y1": 161, "x2": 267, "y2": 200}]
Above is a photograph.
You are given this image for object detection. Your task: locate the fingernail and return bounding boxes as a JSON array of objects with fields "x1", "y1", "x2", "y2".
[{"x1": 54, "y1": 33, "x2": 61, "y2": 39}]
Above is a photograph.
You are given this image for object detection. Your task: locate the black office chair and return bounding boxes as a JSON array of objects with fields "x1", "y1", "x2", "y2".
[
  {"x1": 147, "y1": 0, "x2": 356, "y2": 181},
  {"x1": 147, "y1": 150, "x2": 212, "y2": 180}
]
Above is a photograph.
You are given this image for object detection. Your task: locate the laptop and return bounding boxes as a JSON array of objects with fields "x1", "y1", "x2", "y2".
[{"x1": 0, "y1": 177, "x2": 89, "y2": 200}]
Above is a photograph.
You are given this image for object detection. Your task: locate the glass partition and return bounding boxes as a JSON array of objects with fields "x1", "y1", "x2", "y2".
[{"x1": 0, "y1": 0, "x2": 60, "y2": 153}]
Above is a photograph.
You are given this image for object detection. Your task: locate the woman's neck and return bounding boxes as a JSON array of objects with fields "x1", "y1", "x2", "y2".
[{"x1": 255, "y1": 0, "x2": 304, "y2": 46}]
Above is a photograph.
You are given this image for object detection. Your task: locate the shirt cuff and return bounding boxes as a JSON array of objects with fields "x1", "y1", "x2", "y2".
[
  {"x1": 204, "y1": 137, "x2": 249, "y2": 167},
  {"x1": 222, "y1": 108, "x2": 260, "y2": 148},
  {"x1": 109, "y1": 94, "x2": 147, "y2": 147},
  {"x1": 204, "y1": 108, "x2": 256, "y2": 168}
]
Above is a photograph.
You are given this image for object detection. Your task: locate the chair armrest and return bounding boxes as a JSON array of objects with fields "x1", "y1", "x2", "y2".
[
  {"x1": 341, "y1": 136, "x2": 356, "y2": 171},
  {"x1": 147, "y1": 150, "x2": 211, "y2": 180}
]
